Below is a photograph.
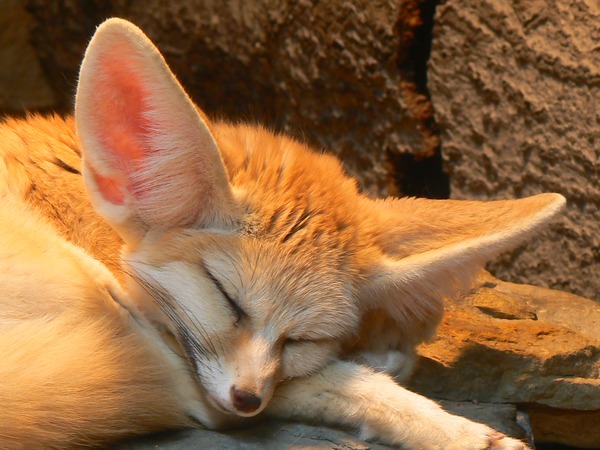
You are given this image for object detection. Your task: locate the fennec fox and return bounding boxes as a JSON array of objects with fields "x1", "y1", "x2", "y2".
[{"x1": 0, "y1": 18, "x2": 565, "y2": 449}]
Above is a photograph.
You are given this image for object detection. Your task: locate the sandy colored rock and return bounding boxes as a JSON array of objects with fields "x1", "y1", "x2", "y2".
[
  {"x1": 526, "y1": 405, "x2": 600, "y2": 448},
  {"x1": 494, "y1": 276, "x2": 600, "y2": 343},
  {"x1": 428, "y1": 0, "x2": 600, "y2": 300},
  {"x1": 409, "y1": 272, "x2": 600, "y2": 447}
]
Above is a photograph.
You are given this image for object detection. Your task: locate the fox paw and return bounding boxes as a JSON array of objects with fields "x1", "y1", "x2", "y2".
[
  {"x1": 488, "y1": 432, "x2": 529, "y2": 450},
  {"x1": 442, "y1": 419, "x2": 530, "y2": 450},
  {"x1": 447, "y1": 428, "x2": 529, "y2": 450}
]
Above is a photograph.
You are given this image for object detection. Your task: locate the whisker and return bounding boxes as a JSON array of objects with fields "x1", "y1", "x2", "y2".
[
  {"x1": 177, "y1": 301, "x2": 220, "y2": 359},
  {"x1": 122, "y1": 264, "x2": 215, "y2": 365}
]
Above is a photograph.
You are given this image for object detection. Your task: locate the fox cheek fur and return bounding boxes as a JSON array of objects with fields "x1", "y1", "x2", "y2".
[{"x1": 123, "y1": 235, "x2": 359, "y2": 416}]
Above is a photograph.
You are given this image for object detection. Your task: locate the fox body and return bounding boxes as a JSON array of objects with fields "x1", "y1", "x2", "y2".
[{"x1": 0, "y1": 19, "x2": 565, "y2": 449}]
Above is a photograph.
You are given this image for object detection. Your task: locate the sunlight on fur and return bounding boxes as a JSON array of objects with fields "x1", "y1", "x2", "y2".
[{"x1": 0, "y1": 18, "x2": 565, "y2": 449}]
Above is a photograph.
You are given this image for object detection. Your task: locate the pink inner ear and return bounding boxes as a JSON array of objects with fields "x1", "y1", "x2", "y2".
[
  {"x1": 90, "y1": 51, "x2": 153, "y2": 204},
  {"x1": 91, "y1": 169, "x2": 125, "y2": 205}
]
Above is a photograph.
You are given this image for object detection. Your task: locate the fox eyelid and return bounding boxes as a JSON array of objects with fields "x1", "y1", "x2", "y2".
[
  {"x1": 203, "y1": 265, "x2": 246, "y2": 323},
  {"x1": 284, "y1": 337, "x2": 318, "y2": 345}
]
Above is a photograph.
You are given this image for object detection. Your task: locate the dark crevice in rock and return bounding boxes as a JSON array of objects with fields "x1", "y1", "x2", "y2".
[
  {"x1": 390, "y1": 150, "x2": 449, "y2": 199},
  {"x1": 394, "y1": 0, "x2": 449, "y2": 199},
  {"x1": 397, "y1": 0, "x2": 438, "y2": 95}
]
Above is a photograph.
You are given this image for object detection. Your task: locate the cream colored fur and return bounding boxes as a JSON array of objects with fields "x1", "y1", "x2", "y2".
[{"x1": 0, "y1": 18, "x2": 566, "y2": 449}]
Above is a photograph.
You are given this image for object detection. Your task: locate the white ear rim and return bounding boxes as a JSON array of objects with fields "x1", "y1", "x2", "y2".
[{"x1": 388, "y1": 193, "x2": 565, "y2": 285}]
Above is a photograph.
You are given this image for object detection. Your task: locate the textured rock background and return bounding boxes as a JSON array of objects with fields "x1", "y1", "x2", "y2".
[
  {"x1": 428, "y1": 0, "x2": 599, "y2": 300},
  {"x1": 24, "y1": 0, "x2": 445, "y2": 198}
]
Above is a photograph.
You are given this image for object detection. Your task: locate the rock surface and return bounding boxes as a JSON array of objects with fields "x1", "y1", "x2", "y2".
[
  {"x1": 117, "y1": 421, "x2": 390, "y2": 450},
  {"x1": 428, "y1": 0, "x2": 600, "y2": 300},
  {"x1": 116, "y1": 401, "x2": 529, "y2": 449},
  {"x1": 24, "y1": 0, "x2": 445, "y2": 197},
  {"x1": 0, "y1": 0, "x2": 55, "y2": 112},
  {"x1": 409, "y1": 272, "x2": 600, "y2": 447}
]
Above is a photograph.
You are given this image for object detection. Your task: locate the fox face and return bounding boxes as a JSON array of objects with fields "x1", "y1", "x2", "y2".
[
  {"x1": 127, "y1": 231, "x2": 358, "y2": 415},
  {"x1": 75, "y1": 19, "x2": 564, "y2": 421}
]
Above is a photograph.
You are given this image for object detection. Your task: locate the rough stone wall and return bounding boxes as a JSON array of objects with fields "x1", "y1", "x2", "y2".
[
  {"x1": 25, "y1": 0, "x2": 446, "y2": 198},
  {"x1": 428, "y1": 0, "x2": 599, "y2": 299},
  {"x1": 0, "y1": 0, "x2": 55, "y2": 112}
]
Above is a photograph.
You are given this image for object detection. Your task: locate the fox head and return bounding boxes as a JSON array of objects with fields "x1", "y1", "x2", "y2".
[{"x1": 75, "y1": 19, "x2": 565, "y2": 418}]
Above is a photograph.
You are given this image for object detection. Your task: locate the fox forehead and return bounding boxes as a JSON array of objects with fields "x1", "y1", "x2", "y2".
[{"x1": 129, "y1": 231, "x2": 360, "y2": 341}]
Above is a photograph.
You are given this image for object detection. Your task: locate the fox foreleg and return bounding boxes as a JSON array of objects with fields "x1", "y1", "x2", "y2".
[{"x1": 266, "y1": 360, "x2": 528, "y2": 450}]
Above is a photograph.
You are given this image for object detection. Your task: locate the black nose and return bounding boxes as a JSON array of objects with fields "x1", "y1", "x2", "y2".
[{"x1": 230, "y1": 386, "x2": 262, "y2": 413}]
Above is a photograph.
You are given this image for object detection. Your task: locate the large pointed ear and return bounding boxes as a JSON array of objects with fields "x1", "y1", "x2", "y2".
[
  {"x1": 75, "y1": 18, "x2": 237, "y2": 245},
  {"x1": 358, "y1": 193, "x2": 565, "y2": 344}
]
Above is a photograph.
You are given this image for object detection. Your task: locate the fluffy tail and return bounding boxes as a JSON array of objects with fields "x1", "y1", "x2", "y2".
[{"x1": 0, "y1": 311, "x2": 191, "y2": 449}]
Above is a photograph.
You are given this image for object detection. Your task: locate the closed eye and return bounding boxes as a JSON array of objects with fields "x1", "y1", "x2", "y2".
[
  {"x1": 203, "y1": 266, "x2": 246, "y2": 324},
  {"x1": 284, "y1": 336, "x2": 320, "y2": 345}
]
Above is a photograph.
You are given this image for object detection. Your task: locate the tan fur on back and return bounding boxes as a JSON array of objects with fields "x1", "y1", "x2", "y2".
[{"x1": 0, "y1": 115, "x2": 123, "y2": 279}]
